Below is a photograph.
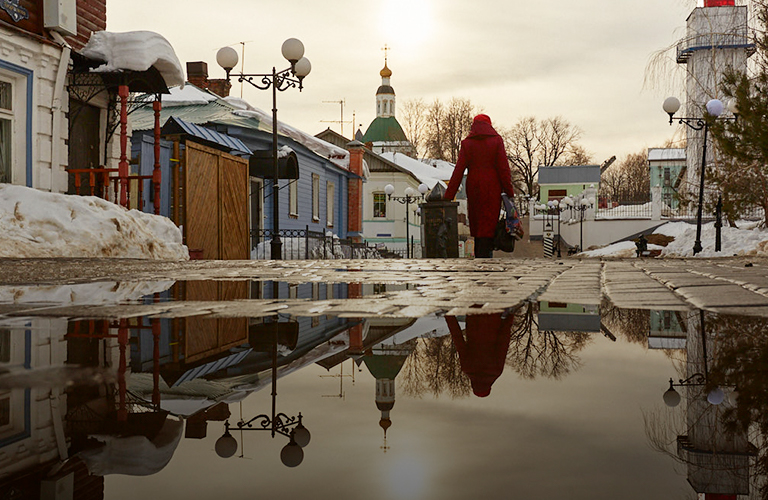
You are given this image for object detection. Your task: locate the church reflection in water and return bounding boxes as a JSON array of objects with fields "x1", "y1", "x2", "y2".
[{"x1": 0, "y1": 286, "x2": 767, "y2": 498}]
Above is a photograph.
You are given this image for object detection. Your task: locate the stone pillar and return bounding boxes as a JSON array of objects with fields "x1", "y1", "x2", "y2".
[
  {"x1": 651, "y1": 185, "x2": 662, "y2": 221},
  {"x1": 421, "y1": 184, "x2": 459, "y2": 258}
]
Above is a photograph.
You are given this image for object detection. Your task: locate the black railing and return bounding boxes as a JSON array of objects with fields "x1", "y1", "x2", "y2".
[{"x1": 251, "y1": 225, "x2": 382, "y2": 260}]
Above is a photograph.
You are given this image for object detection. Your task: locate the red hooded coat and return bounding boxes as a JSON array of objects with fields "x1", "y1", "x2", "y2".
[{"x1": 444, "y1": 116, "x2": 516, "y2": 238}]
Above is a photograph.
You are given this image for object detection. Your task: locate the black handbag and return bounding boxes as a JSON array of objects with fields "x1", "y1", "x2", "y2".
[{"x1": 494, "y1": 219, "x2": 517, "y2": 252}]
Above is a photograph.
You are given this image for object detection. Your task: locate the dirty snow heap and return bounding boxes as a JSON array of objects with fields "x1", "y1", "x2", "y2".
[{"x1": 0, "y1": 184, "x2": 188, "y2": 260}]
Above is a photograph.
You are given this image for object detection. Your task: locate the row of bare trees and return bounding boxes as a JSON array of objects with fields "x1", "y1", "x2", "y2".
[{"x1": 400, "y1": 96, "x2": 660, "y2": 200}]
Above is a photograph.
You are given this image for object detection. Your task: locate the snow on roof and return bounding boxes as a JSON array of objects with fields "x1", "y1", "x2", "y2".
[
  {"x1": 82, "y1": 31, "x2": 185, "y2": 89},
  {"x1": 379, "y1": 152, "x2": 453, "y2": 188},
  {"x1": 224, "y1": 96, "x2": 349, "y2": 167},
  {"x1": 0, "y1": 184, "x2": 188, "y2": 259},
  {"x1": 648, "y1": 148, "x2": 686, "y2": 161},
  {"x1": 161, "y1": 84, "x2": 217, "y2": 107}
]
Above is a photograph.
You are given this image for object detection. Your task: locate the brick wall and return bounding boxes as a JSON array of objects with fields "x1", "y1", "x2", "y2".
[
  {"x1": 67, "y1": 0, "x2": 107, "y2": 51},
  {"x1": 347, "y1": 143, "x2": 364, "y2": 237}
]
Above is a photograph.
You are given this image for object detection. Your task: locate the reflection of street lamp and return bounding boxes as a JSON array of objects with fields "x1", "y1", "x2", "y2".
[
  {"x1": 385, "y1": 183, "x2": 428, "y2": 258},
  {"x1": 663, "y1": 374, "x2": 726, "y2": 407},
  {"x1": 218, "y1": 39, "x2": 312, "y2": 260},
  {"x1": 662, "y1": 310, "x2": 731, "y2": 408},
  {"x1": 663, "y1": 97, "x2": 737, "y2": 255},
  {"x1": 215, "y1": 322, "x2": 311, "y2": 466}
]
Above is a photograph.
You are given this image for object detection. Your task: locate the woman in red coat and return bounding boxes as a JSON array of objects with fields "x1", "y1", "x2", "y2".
[{"x1": 444, "y1": 114, "x2": 516, "y2": 258}]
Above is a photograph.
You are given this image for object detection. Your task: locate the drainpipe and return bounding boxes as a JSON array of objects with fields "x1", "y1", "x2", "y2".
[{"x1": 48, "y1": 31, "x2": 71, "y2": 193}]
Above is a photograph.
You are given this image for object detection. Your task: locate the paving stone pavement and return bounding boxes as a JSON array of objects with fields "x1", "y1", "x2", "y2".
[{"x1": 1, "y1": 257, "x2": 768, "y2": 319}]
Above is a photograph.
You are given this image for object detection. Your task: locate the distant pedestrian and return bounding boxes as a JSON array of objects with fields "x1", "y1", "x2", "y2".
[{"x1": 444, "y1": 114, "x2": 516, "y2": 258}]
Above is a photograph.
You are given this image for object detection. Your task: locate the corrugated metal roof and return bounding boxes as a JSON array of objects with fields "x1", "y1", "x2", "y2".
[
  {"x1": 538, "y1": 165, "x2": 601, "y2": 184},
  {"x1": 161, "y1": 116, "x2": 252, "y2": 155},
  {"x1": 131, "y1": 96, "x2": 265, "y2": 132}
]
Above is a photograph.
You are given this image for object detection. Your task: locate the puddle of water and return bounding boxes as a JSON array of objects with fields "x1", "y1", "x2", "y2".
[{"x1": 0, "y1": 283, "x2": 765, "y2": 499}]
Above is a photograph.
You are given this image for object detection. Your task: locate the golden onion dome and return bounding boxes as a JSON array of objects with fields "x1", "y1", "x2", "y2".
[{"x1": 380, "y1": 63, "x2": 392, "y2": 78}]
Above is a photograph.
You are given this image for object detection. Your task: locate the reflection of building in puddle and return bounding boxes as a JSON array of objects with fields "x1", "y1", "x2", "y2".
[
  {"x1": 0, "y1": 317, "x2": 180, "y2": 496},
  {"x1": 655, "y1": 310, "x2": 755, "y2": 498},
  {"x1": 318, "y1": 317, "x2": 441, "y2": 451},
  {"x1": 648, "y1": 310, "x2": 687, "y2": 350},
  {"x1": 680, "y1": 311, "x2": 754, "y2": 497},
  {"x1": 537, "y1": 302, "x2": 600, "y2": 333}
]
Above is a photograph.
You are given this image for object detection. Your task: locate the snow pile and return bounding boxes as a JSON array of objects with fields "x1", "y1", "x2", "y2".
[
  {"x1": 580, "y1": 220, "x2": 768, "y2": 258},
  {"x1": 82, "y1": 31, "x2": 185, "y2": 89},
  {"x1": 379, "y1": 152, "x2": 452, "y2": 188},
  {"x1": 0, "y1": 184, "x2": 188, "y2": 259}
]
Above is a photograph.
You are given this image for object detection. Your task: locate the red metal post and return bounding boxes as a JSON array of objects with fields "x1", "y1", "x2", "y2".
[
  {"x1": 153, "y1": 99, "x2": 162, "y2": 215},
  {"x1": 118, "y1": 85, "x2": 130, "y2": 208},
  {"x1": 117, "y1": 319, "x2": 129, "y2": 422},
  {"x1": 152, "y1": 318, "x2": 161, "y2": 407}
]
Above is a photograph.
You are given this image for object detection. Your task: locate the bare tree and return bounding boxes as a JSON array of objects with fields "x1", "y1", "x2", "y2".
[
  {"x1": 422, "y1": 97, "x2": 479, "y2": 162},
  {"x1": 400, "y1": 98, "x2": 428, "y2": 158},
  {"x1": 503, "y1": 116, "x2": 585, "y2": 197}
]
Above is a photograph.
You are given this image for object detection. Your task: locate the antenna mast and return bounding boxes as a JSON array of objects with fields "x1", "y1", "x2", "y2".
[{"x1": 322, "y1": 99, "x2": 353, "y2": 137}]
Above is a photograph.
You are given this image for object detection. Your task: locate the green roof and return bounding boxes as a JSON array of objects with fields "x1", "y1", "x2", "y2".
[
  {"x1": 130, "y1": 89, "x2": 265, "y2": 132},
  {"x1": 361, "y1": 116, "x2": 409, "y2": 143},
  {"x1": 363, "y1": 354, "x2": 409, "y2": 380}
]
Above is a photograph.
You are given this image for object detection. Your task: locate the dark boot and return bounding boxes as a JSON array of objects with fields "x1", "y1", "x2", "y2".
[{"x1": 474, "y1": 237, "x2": 494, "y2": 258}]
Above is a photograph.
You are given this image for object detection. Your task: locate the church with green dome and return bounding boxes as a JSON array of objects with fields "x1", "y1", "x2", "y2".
[{"x1": 359, "y1": 55, "x2": 417, "y2": 158}]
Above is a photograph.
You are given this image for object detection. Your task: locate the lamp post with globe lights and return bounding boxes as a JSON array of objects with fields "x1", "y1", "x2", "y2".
[
  {"x1": 217, "y1": 39, "x2": 311, "y2": 260},
  {"x1": 663, "y1": 96, "x2": 737, "y2": 255},
  {"x1": 385, "y1": 183, "x2": 429, "y2": 258},
  {"x1": 569, "y1": 196, "x2": 594, "y2": 253}
]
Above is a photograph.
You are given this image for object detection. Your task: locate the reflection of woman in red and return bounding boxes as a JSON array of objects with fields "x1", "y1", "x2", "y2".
[{"x1": 446, "y1": 313, "x2": 514, "y2": 397}]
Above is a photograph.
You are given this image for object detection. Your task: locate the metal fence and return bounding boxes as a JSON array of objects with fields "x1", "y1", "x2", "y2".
[
  {"x1": 251, "y1": 226, "x2": 382, "y2": 260},
  {"x1": 596, "y1": 196, "x2": 653, "y2": 219}
]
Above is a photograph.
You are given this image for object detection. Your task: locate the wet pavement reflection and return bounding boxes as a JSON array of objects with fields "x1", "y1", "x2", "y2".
[{"x1": 0, "y1": 279, "x2": 766, "y2": 499}]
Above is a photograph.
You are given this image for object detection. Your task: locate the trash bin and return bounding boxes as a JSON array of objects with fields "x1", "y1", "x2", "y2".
[{"x1": 420, "y1": 184, "x2": 459, "y2": 258}]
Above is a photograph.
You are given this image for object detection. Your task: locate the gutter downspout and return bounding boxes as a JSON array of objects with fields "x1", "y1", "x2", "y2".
[{"x1": 48, "y1": 31, "x2": 71, "y2": 193}]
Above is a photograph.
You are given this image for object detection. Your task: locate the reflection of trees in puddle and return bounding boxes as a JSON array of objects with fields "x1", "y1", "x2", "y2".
[
  {"x1": 507, "y1": 303, "x2": 590, "y2": 380},
  {"x1": 400, "y1": 331, "x2": 470, "y2": 399},
  {"x1": 599, "y1": 301, "x2": 651, "y2": 345},
  {"x1": 399, "y1": 303, "x2": 601, "y2": 398},
  {"x1": 645, "y1": 311, "x2": 766, "y2": 499}
]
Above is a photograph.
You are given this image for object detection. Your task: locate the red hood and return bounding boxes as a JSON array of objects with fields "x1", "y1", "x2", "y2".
[{"x1": 467, "y1": 120, "x2": 500, "y2": 139}]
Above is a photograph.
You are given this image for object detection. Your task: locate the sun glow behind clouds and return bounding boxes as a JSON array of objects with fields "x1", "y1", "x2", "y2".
[
  {"x1": 387, "y1": 456, "x2": 429, "y2": 499},
  {"x1": 378, "y1": 0, "x2": 435, "y2": 50}
]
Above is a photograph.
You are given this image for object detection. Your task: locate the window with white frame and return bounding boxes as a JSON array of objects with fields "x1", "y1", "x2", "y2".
[
  {"x1": 288, "y1": 179, "x2": 298, "y2": 217},
  {"x1": 312, "y1": 174, "x2": 320, "y2": 222},
  {"x1": 373, "y1": 192, "x2": 387, "y2": 218},
  {"x1": 0, "y1": 79, "x2": 12, "y2": 184},
  {"x1": 326, "y1": 181, "x2": 334, "y2": 227}
]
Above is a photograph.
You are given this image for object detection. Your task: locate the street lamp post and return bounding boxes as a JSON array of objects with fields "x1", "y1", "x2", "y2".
[
  {"x1": 663, "y1": 97, "x2": 737, "y2": 255},
  {"x1": 569, "y1": 196, "x2": 594, "y2": 253},
  {"x1": 217, "y1": 39, "x2": 312, "y2": 260},
  {"x1": 385, "y1": 183, "x2": 428, "y2": 258}
]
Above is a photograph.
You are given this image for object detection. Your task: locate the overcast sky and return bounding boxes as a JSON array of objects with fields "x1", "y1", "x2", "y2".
[{"x1": 108, "y1": 0, "x2": 709, "y2": 164}]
